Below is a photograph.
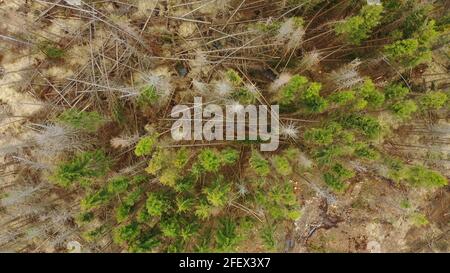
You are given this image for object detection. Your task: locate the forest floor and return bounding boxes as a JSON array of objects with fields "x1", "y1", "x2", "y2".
[{"x1": 0, "y1": 0, "x2": 449, "y2": 253}]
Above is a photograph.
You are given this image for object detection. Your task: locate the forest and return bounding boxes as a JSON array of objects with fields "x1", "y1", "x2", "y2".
[{"x1": 0, "y1": 0, "x2": 448, "y2": 253}]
